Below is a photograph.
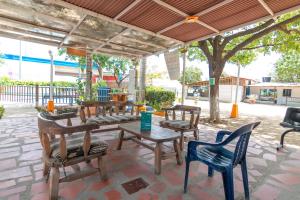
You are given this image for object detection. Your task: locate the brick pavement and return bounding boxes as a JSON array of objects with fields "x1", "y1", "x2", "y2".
[{"x1": 0, "y1": 110, "x2": 300, "y2": 200}]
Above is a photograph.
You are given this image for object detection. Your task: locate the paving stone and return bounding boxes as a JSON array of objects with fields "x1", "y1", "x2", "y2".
[
  {"x1": 19, "y1": 160, "x2": 41, "y2": 167},
  {"x1": 271, "y1": 174, "x2": 300, "y2": 186},
  {"x1": 0, "y1": 151, "x2": 20, "y2": 160},
  {"x1": 17, "y1": 176, "x2": 33, "y2": 183},
  {"x1": 19, "y1": 150, "x2": 42, "y2": 161},
  {"x1": 0, "y1": 166, "x2": 31, "y2": 181},
  {"x1": 253, "y1": 184, "x2": 280, "y2": 200},
  {"x1": 0, "y1": 159, "x2": 17, "y2": 171},
  {"x1": 0, "y1": 143, "x2": 20, "y2": 148},
  {"x1": 263, "y1": 153, "x2": 277, "y2": 162},
  {"x1": 0, "y1": 180, "x2": 16, "y2": 189},
  {"x1": 0, "y1": 185, "x2": 26, "y2": 198},
  {"x1": 22, "y1": 143, "x2": 42, "y2": 152},
  {"x1": 0, "y1": 146, "x2": 20, "y2": 154}
]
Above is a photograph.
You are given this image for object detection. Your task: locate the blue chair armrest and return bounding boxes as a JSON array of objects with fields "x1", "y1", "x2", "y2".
[
  {"x1": 216, "y1": 130, "x2": 232, "y2": 143},
  {"x1": 187, "y1": 140, "x2": 223, "y2": 154}
]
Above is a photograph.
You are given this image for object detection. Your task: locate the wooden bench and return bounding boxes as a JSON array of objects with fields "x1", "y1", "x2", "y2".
[
  {"x1": 37, "y1": 112, "x2": 108, "y2": 200},
  {"x1": 79, "y1": 101, "x2": 142, "y2": 133},
  {"x1": 160, "y1": 105, "x2": 201, "y2": 150}
]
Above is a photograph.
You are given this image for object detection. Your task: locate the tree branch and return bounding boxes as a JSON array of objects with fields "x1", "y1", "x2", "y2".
[
  {"x1": 223, "y1": 19, "x2": 275, "y2": 45},
  {"x1": 224, "y1": 14, "x2": 300, "y2": 61},
  {"x1": 198, "y1": 40, "x2": 212, "y2": 61}
]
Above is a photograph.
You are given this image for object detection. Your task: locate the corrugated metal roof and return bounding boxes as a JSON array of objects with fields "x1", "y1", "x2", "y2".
[{"x1": 0, "y1": 0, "x2": 298, "y2": 58}]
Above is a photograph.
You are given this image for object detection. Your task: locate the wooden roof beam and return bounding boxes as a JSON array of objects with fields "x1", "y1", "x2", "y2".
[
  {"x1": 153, "y1": 0, "x2": 219, "y2": 33},
  {"x1": 59, "y1": 14, "x2": 87, "y2": 48},
  {"x1": 48, "y1": 0, "x2": 184, "y2": 45},
  {"x1": 114, "y1": 0, "x2": 143, "y2": 20},
  {"x1": 257, "y1": 0, "x2": 276, "y2": 20}
]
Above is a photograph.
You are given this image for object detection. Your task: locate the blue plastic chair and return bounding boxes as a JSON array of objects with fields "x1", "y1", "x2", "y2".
[{"x1": 184, "y1": 122, "x2": 261, "y2": 200}]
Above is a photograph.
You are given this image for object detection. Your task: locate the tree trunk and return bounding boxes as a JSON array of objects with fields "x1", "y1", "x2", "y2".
[
  {"x1": 97, "y1": 67, "x2": 103, "y2": 80},
  {"x1": 208, "y1": 61, "x2": 224, "y2": 122},
  {"x1": 209, "y1": 76, "x2": 220, "y2": 122}
]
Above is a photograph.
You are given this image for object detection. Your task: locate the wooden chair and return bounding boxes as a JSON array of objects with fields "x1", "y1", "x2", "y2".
[
  {"x1": 159, "y1": 105, "x2": 201, "y2": 150},
  {"x1": 184, "y1": 122, "x2": 261, "y2": 200},
  {"x1": 37, "y1": 113, "x2": 108, "y2": 200}
]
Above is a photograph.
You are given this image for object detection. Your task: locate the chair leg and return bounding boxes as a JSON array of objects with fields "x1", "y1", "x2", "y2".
[
  {"x1": 98, "y1": 156, "x2": 108, "y2": 180},
  {"x1": 241, "y1": 160, "x2": 250, "y2": 200},
  {"x1": 208, "y1": 167, "x2": 214, "y2": 177},
  {"x1": 193, "y1": 130, "x2": 199, "y2": 140},
  {"x1": 277, "y1": 129, "x2": 294, "y2": 150},
  {"x1": 222, "y1": 169, "x2": 234, "y2": 200},
  {"x1": 43, "y1": 162, "x2": 50, "y2": 176},
  {"x1": 49, "y1": 167, "x2": 60, "y2": 200},
  {"x1": 184, "y1": 159, "x2": 191, "y2": 193}
]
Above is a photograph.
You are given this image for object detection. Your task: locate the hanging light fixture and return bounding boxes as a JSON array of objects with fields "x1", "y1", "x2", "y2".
[{"x1": 185, "y1": 16, "x2": 199, "y2": 23}]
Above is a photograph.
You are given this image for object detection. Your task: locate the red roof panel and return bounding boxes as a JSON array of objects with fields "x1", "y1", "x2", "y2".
[
  {"x1": 266, "y1": 0, "x2": 300, "y2": 13},
  {"x1": 64, "y1": 0, "x2": 135, "y2": 18},
  {"x1": 119, "y1": 0, "x2": 184, "y2": 33},
  {"x1": 162, "y1": 23, "x2": 214, "y2": 42},
  {"x1": 163, "y1": 0, "x2": 224, "y2": 15},
  {"x1": 200, "y1": 0, "x2": 269, "y2": 31}
]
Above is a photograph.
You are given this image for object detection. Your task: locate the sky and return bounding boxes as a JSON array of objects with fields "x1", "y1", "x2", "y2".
[
  {"x1": 147, "y1": 52, "x2": 281, "y2": 82},
  {"x1": 0, "y1": 36, "x2": 281, "y2": 82}
]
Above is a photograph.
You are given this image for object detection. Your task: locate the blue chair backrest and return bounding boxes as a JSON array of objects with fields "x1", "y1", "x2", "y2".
[{"x1": 222, "y1": 122, "x2": 260, "y2": 167}]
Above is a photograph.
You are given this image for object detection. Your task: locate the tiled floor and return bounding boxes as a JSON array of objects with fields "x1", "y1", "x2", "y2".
[{"x1": 0, "y1": 108, "x2": 300, "y2": 199}]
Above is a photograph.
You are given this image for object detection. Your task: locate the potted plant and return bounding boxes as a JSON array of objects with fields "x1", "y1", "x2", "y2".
[
  {"x1": 153, "y1": 101, "x2": 172, "y2": 117},
  {"x1": 0, "y1": 105, "x2": 5, "y2": 119}
]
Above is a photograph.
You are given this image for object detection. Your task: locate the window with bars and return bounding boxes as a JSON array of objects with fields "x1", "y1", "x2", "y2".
[{"x1": 283, "y1": 89, "x2": 292, "y2": 97}]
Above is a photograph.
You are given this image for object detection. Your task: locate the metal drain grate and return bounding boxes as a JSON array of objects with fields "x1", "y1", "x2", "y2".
[{"x1": 122, "y1": 177, "x2": 149, "y2": 194}]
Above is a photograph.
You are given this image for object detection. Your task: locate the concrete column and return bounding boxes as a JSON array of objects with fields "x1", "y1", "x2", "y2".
[
  {"x1": 86, "y1": 53, "x2": 93, "y2": 100},
  {"x1": 18, "y1": 40, "x2": 22, "y2": 80},
  {"x1": 139, "y1": 57, "x2": 146, "y2": 101},
  {"x1": 181, "y1": 49, "x2": 187, "y2": 105}
]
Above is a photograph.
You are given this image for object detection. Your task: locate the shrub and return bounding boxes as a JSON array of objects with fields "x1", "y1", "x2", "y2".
[
  {"x1": 145, "y1": 86, "x2": 175, "y2": 111},
  {"x1": 0, "y1": 77, "x2": 76, "y2": 87},
  {"x1": 0, "y1": 105, "x2": 5, "y2": 119}
]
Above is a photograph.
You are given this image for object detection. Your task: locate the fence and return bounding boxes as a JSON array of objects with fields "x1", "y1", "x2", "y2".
[{"x1": 0, "y1": 85, "x2": 78, "y2": 106}]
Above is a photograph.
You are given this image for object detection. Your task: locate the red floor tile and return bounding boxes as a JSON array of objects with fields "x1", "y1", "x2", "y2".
[{"x1": 104, "y1": 189, "x2": 122, "y2": 200}]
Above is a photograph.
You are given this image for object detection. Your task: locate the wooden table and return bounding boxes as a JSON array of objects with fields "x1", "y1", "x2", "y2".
[{"x1": 118, "y1": 122, "x2": 182, "y2": 175}]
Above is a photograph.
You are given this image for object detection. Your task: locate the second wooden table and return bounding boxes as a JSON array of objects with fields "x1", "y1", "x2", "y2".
[{"x1": 118, "y1": 122, "x2": 183, "y2": 175}]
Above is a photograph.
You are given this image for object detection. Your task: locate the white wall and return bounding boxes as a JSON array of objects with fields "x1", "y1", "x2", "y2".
[{"x1": 219, "y1": 85, "x2": 243, "y2": 103}]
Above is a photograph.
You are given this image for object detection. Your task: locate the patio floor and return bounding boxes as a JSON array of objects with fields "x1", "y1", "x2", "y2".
[{"x1": 0, "y1": 107, "x2": 300, "y2": 200}]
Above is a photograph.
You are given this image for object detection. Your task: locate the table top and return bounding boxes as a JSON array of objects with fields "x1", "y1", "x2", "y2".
[{"x1": 119, "y1": 122, "x2": 181, "y2": 142}]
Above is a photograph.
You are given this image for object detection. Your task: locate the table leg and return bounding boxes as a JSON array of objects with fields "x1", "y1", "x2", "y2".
[
  {"x1": 179, "y1": 132, "x2": 184, "y2": 151},
  {"x1": 117, "y1": 130, "x2": 124, "y2": 150},
  {"x1": 173, "y1": 139, "x2": 183, "y2": 165},
  {"x1": 154, "y1": 142, "x2": 162, "y2": 175}
]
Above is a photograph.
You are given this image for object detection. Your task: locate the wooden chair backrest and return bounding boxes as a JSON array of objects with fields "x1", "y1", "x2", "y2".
[
  {"x1": 80, "y1": 101, "x2": 140, "y2": 123},
  {"x1": 164, "y1": 105, "x2": 201, "y2": 129}
]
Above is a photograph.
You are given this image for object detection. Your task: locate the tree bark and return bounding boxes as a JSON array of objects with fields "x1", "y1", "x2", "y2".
[
  {"x1": 208, "y1": 57, "x2": 224, "y2": 122},
  {"x1": 97, "y1": 67, "x2": 103, "y2": 80}
]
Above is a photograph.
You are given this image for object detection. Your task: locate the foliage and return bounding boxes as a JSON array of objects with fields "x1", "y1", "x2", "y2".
[
  {"x1": 187, "y1": 11, "x2": 300, "y2": 121},
  {"x1": 272, "y1": 51, "x2": 300, "y2": 82},
  {"x1": 0, "y1": 105, "x2": 4, "y2": 119},
  {"x1": 146, "y1": 73, "x2": 162, "y2": 85},
  {"x1": 178, "y1": 67, "x2": 202, "y2": 85},
  {"x1": 145, "y1": 86, "x2": 175, "y2": 111},
  {"x1": 75, "y1": 78, "x2": 86, "y2": 103},
  {"x1": 58, "y1": 48, "x2": 86, "y2": 72},
  {"x1": 107, "y1": 57, "x2": 133, "y2": 88},
  {"x1": 0, "y1": 77, "x2": 76, "y2": 87},
  {"x1": 0, "y1": 53, "x2": 4, "y2": 66},
  {"x1": 58, "y1": 49, "x2": 134, "y2": 88}
]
